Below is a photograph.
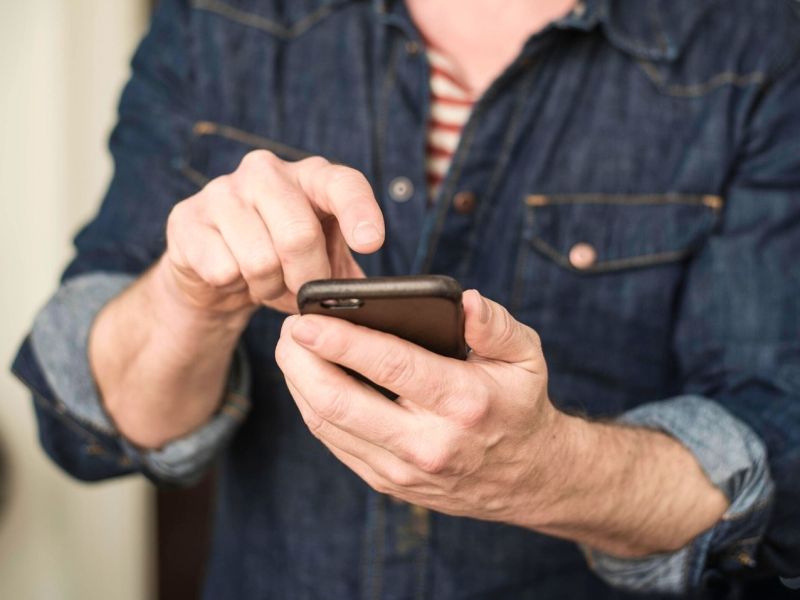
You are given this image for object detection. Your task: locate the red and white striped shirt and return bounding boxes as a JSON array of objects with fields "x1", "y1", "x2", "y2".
[{"x1": 425, "y1": 47, "x2": 476, "y2": 201}]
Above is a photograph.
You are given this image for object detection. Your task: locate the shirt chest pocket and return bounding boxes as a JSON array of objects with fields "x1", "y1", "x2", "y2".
[
  {"x1": 510, "y1": 193, "x2": 723, "y2": 406},
  {"x1": 179, "y1": 120, "x2": 313, "y2": 188},
  {"x1": 511, "y1": 193, "x2": 722, "y2": 342},
  {"x1": 519, "y1": 193, "x2": 722, "y2": 271}
]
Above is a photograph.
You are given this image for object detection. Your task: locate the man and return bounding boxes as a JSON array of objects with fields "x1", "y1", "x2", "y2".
[{"x1": 11, "y1": 0, "x2": 800, "y2": 597}]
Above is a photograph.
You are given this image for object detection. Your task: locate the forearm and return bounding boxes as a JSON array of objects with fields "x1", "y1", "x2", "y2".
[
  {"x1": 518, "y1": 414, "x2": 729, "y2": 558},
  {"x1": 89, "y1": 256, "x2": 252, "y2": 449}
]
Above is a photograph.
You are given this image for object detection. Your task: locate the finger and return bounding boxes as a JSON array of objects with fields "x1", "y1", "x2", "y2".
[
  {"x1": 234, "y1": 152, "x2": 331, "y2": 294},
  {"x1": 462, "y1": 290, "x2": 543, "y2": 371},
  {"x1": 284, "y1": 377, "x2": 421, "y2": 493},
  {"x1": 323, "y1": 219, "x2": 366, "y2": 279},
  {"x1": 276, "y1": 317, "x2": 418, "y2": 456},
  {"x1": 171, "y1": 220, "x2": 241, "y2": 288},
  {"x1": 290, "y1": 157, "x2": 385, "y2": 254},
  {"x1": 207, "y1": 194, "x2": 287, "y2": 302},
  {"x1": 288, "y1": 314, "x2": 462, "y2": 413}
]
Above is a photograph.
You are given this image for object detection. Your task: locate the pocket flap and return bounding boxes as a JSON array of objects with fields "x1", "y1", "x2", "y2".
[
  {"x1": 181, "y1": 121, "x2": 312, "y2": 187},
  {"x1": 524, "y1": 193, "x2": 722, "y2": 272}
]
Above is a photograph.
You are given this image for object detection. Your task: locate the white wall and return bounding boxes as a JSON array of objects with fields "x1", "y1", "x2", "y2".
[{"x1": 0, "y1": 2, "x2": 154, "y2": 599}]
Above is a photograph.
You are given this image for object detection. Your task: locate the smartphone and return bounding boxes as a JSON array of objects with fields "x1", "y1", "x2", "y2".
[{"x1": 297, "y1": 275, "x2": 467, "y2": 396}]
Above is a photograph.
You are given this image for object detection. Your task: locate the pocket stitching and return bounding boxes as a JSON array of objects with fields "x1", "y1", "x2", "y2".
[
  {"x1": 180, "y1": 121, "x2": 314, "y2": 187},
  {"x1": 524, "y1": 193, "x2": 720, "y2": 273},
  {"x1": 191, "y1": 0, "x2": 339, "y2": 40}
]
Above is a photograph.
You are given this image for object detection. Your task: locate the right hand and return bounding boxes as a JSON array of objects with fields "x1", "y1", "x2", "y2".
[{"x1": 158, "y1": 151, "x2": 385, "y2": 317}]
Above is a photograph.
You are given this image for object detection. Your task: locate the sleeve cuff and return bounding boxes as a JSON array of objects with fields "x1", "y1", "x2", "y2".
[
  {"x1": 584, "y1": 395, "x2": 775, "y2": 595},
  {"x1": 30, "y1": 272, "x2": 250, "y2": 485}
]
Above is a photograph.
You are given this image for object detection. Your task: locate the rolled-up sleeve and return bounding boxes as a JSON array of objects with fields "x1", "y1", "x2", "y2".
[
  {"x1": 586, "y1": 51, "x2": 800, "y2": 594},
  {"x1": 586, "y1": 397, "x2": 774, "y2": 594},
  {"x1": 10, "y1": 0, "x2": 250, "y2": 485},
  {"x1": 20, "y1": 272, "x2": 250, "y2": 485}
]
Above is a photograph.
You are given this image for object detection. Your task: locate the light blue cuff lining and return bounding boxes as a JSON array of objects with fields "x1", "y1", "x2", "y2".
[
  {"x1": 30, "y1": 272, "x2": 251, "y2": 484},
  {"x1": 585, "y1": 395, "x2": 775, "y2": 595}
]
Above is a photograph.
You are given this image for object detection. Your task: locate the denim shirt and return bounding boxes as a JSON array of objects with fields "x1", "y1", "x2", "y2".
[{"x1": 11, "y1": 0, "x2": 800, "y2": 597}]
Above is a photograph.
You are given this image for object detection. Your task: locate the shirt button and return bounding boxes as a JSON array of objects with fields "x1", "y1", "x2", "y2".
[
  {"x1": 572, "y1": 1, "x2": 587, "y2": 17},
  {"x1": 453, "y1": 191, "x2": 477, "y2": 214},
  {"x1": 389, "y1": 176, "x2": 414, "y2": 202},
  {"x1": 568, "y1": 242, "x2": 597, "y2": 269}
]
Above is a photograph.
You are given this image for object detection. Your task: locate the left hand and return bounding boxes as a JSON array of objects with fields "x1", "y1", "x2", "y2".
[{"x1": 275, "y1": 289, "x2": 576, "y2": 525}]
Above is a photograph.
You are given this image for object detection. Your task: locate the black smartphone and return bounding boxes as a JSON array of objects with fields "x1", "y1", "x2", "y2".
[{"x1": 297, "y1": 275, "x2": 467, "y2": 396}]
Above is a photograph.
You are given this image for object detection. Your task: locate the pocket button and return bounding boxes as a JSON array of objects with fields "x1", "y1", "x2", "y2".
[{"x1": 569, "y1": 242, "x2": 597, "y2": 269}]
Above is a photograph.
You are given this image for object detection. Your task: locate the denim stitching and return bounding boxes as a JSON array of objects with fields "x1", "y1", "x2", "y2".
[
  {"x1": 419, "y1": 60, "x2": 534, "y2": 272},
  {"x1": 525, "y1": 193, "x2": 723, "y2": 211},
  {"x1": 372, "y1": 33, "x2": 402, "y2": 222},
  {"x1": 180, "y1": 121, "x2": 316, "y2": 188},
  {"x1": 509, "y1": 202, "x2": 537, "y2": 313},
  {"x1": 636, "y1": 59, "x2": 766, "y2": 98},
  {"x1": 457, "y1": 61, "x2": 541, "y2": 282},
  {"x1": 530, "y1": 237, "x2": 693, "y2": 272},
  {"x1": 180, "y1": 163, "x2": 209, "y2": 189},
  {"x1": 192, "y1": 121, "x2": 313, "y2": 160},
  {"x1": 192, "y1": 0, "x2": 339, "y2": 40}
]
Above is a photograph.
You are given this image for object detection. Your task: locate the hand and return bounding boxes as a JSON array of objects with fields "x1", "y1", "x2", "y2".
[
  {"x1": 158, "y1": 151, "x2": 384, "y2": 318},
  {"x1": 275, "y1": 289, "x2": 572, "y2": 525}
]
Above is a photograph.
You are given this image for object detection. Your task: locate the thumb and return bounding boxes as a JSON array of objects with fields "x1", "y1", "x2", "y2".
[{"x1": 463, "y1": 289, "x2": 543, "y2": 369}]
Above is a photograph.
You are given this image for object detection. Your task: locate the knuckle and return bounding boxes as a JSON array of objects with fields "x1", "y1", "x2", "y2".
[
  {"x1": 317, "y1": 386, "x2": 350, "y2": 424},
  {"x1": 240, "y1": 149, "x2": 282, "y2": 173},
  {"x1": 239, "y1": 246, "x2": 280, "y2": 280},
  {"x1": 496, "y1": 307, "x2": 518, "y2": 347},
  {"x1": 373, "y1": 350, "x2": 413, "y2": 389},
  {"x1": 415, "y1": 448, "x2": 449, "y2": 475},
  {"x1": 274, "y1": 221, "x2": 322, "y2": 257},
  {"x1": 454, "y1": 395, "x2": 490, "y2": 429},
  {"x1": 201, "y1": 260, "x2": 239, "y2": 288},
  {"x1": 370, "y1": 478, "x2": 391, "y2": 495},
  {"x1": 296, "y1": 155, "x2": 330, "y2": 172},
  {"x1": 384, "y1": 463, "x2": 416, "y2": 487},
  {"x1": 326, "y1": 165, "x2": 368, "y2": 191},
  {"x1": 303, "y1": 411, "x2": 326, "y2": 438},
  {"x1": 204, "y1": 175, "x2": 235, "y2": 198},
  {"x1": 527, "y1": 327, "x2": 543, "y2": 354}
]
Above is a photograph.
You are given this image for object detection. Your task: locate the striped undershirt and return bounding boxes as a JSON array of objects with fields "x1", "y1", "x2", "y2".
[{"x1": 425, "y1": 46, "x2": 476, "y2": 201}]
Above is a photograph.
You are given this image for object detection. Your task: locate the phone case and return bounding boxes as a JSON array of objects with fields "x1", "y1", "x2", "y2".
[{"x1": 297, "y1": 275, "x2": 467, "y2": 360}]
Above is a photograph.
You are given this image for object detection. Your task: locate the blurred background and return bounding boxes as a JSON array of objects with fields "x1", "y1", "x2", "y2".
[{"x1": 0, "y1": 2, "x2": 161, "y2": 598}]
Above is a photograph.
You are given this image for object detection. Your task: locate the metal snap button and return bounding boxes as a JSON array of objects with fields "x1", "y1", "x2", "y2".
[
  {"x1": 568, "y1": 242, "x2": 597, "y2": 269},
  {"x1": 389, "y1": 176, "x2": 414, "y2": 202},
  {"x1": 453, "y1": 191, "x2": 477, "y2": 214}
]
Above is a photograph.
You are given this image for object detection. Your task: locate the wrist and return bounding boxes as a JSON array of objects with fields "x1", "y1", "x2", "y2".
[
  {"x1": 513, "y1": 410, "x2": 602, "y2": 531},
  {"x1": 149, "y1": 255, "x2": 254, "y2": 340}
]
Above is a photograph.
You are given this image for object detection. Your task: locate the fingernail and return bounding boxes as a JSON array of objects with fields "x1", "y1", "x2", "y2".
[
  {"x1": 352, "y1": 221, "x2": 381, "y2": 246},
  {"x1": 292, "y1": 318, "x2": 321, "y2": 345}
]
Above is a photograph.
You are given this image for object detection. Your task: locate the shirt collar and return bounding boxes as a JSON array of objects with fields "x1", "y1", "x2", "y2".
[
  {"x1": 559, "y1": 0, "x2": 708, "y2": 62},
  {"x1": 372, "y1": 0, "x2": 704, "y2": 63}
]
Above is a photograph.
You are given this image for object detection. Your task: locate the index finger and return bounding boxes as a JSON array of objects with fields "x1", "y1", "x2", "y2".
[
  {"x1": 289, "y1": 157, "x2": 385, "y2": 254},
  {"x1": 289, "y1": 314, "x2": 464, "y2": 415}
]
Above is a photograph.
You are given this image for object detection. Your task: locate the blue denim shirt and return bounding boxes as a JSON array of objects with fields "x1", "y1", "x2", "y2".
[{"x1": 11, "y1": 0, "x2": 800, "y2": 597}]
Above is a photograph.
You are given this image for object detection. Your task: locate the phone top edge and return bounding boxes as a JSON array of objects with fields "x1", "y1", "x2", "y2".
[{"x1": 297, "y1": 275, "x2": 463, "y2": 309}]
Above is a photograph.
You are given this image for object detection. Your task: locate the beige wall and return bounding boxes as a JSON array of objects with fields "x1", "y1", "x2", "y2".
[{"x1": 0, "y1": 2, "x2": 154, "y2": 599}]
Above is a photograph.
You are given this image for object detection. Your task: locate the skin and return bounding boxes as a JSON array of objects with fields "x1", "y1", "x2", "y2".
[{"x1": 89, "y1": 0, "x2": 728, "y2": 559}]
